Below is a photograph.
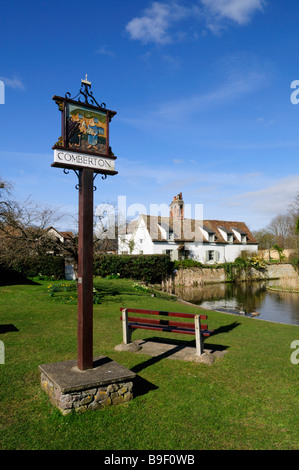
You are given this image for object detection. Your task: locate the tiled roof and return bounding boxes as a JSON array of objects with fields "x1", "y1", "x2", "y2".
[
  {"x1": 201, "y1": 220, "x2": 257, "y2": 244},
  {"x1": 60, "y1": 231, "x2": 74, "y2": 239},
  {"x1": 138, "y1": 215, "x2": 257, "y2": 245}
]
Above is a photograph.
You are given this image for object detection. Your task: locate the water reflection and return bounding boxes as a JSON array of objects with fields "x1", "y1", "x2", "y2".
[{"x1": 169, "y1": 281, "x2": 299, "y2": 326}]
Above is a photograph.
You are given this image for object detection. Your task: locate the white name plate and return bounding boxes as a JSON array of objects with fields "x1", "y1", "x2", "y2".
[{"x1": 53, "y1": 149, "x2": 116, "y2": 173}]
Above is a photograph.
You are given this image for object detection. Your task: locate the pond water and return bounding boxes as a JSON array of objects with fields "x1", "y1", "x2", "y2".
[{"x1": 169, "y1": 281, "x2": 299, "y2": 326}]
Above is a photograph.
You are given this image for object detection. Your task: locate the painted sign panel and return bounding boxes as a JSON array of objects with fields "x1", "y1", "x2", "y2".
[
  {"x1": 53, "y1": 149, "x2": 116, "y2": 174},
  {"x1": 66, "y1": 103, "x2": 108, "y2": 156}
]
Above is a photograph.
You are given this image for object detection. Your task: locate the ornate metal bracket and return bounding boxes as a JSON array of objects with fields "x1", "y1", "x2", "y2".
[
  {"x1": 65, "y1": 74, "x2": 106, "y2": 109},
  {"x1": 63, "y1": 168, "x2": 81, "y2": 190},
  {"x1": 63, "y1": 168, "x2": 107, "y2": 191},
  {"x1": 93, "y1": 172, "x2": 107, "y2": 191}
]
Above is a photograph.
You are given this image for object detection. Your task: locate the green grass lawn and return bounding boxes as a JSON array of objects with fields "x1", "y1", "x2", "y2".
[{"x1": 0, "y1": 277, "x2": 298, "y2": 450}]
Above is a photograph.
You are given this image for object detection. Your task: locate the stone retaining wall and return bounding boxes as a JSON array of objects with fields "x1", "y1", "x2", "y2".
[
  {"x1": 39, "y1": 356, "x2": 136, "y2": 415},
  {"x1": 267, "y1": 264, "x2": 299, "y2": 289},
  {"x1": 162, "y1": 263, "x2": 299, "y2": 289},
  {"x1": 41, "y1": 372, "x2": 133, "y2": 415}
]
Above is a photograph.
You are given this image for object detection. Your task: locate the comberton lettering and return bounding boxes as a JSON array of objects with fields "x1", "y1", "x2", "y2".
[{"x1": 57, "y1": 151, "x2": 113, "y2": 168}]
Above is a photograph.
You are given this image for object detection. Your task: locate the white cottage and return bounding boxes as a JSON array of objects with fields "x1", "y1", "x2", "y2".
[{"x1": 118, "y1": 193, "x2": 258, "y2": 263}]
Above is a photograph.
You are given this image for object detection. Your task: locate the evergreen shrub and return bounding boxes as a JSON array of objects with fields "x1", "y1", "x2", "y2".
[
  {"x1": 93, "y1": 254, "x2": 174, "y2": 284},
  {"x1": 13, "y1": 255, "x2": 65, "y2": 280}
]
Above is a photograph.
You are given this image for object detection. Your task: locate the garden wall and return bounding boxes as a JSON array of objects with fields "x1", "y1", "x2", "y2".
[
  {"x1": 266, "y1": 264, "x2": 299, "y2": 289},
  {"x1": 162, "y1": 263, "x2": 299, "y2": 289}
]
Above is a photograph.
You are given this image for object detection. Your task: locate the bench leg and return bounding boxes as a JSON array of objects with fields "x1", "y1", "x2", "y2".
[
  {"x1": 122, "y1": 308, "x2": 132, "y2": 344},
  {"x1": 194, "y1": 315, "x2": 203, "y2": 356}
]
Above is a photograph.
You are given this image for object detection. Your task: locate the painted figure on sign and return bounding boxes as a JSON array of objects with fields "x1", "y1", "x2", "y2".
[
  {"x1": 68, "y1": 117, "x2": 81, "y2": 147},
  {"x1": 86, "y1": 117, "x2": 100, "y2": 148}
]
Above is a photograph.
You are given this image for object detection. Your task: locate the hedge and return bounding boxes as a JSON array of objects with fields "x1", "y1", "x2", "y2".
[
  {"x1": 93, "y1": 254, "x2": 174, "y2": 284},
  {"x1": 13, "y1": 255, "x2": 65, "y2": 280}
]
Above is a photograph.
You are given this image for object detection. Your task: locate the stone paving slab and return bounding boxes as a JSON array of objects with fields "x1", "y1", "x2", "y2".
[
  {"x1": 115, "y1": 340, "x2": 227, "y2": 365},
  {"x1": 39, "y1": 356, "x2": 136, "y2": 393}
]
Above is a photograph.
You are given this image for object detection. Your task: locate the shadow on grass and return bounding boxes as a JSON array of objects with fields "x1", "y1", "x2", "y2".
[
  {"x1": 133, "y1": 375, "x2": 159, "y2": 398},
  {"x1": 212, "y1": 321, "x2": 241, "y2": 335},
  {"x1": 0, "y1": 269, "x2": 40, "y2": 286},
  {"x1": 0, "y1": 324, "x2": 19, "y2": 334},
  {"x1": 131, "y1": 342, "x2": 190, "y2": 375}
]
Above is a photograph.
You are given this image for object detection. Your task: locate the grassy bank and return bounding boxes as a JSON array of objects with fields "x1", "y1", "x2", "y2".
[
  {"x1": 267, "y1": 285, "x2": 299, "y2": 294},
  {"x1": 0, "y1": 277, "x2": 298, "y2": 450}
]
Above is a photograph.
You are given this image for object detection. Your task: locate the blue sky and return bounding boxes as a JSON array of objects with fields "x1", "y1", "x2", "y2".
[{"x1": 1, "y1": 0, "x2": 299, "y2": 232}]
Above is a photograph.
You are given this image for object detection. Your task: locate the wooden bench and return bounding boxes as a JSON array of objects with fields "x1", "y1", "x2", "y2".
[{"x1": 120, "y1": 308, "x2": 214, "y2": 356}]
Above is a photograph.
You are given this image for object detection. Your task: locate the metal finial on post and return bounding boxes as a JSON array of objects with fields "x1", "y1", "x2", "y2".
[{"x1": 81, "y1": 74, "x2": 91, "y2": 86}]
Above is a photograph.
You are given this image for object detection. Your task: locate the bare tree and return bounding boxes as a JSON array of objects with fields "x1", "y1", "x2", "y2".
[
  {"x1": 94, "y1": 201, "x2": 128, "y2": 254},
  {"x1": 288, "y1": 192, "x2": 299, "y2": 252},
  {"x1": 0, "y1": 176, "x2": 67, "y2": 268},
  {"x1": 254, "y1": 192, "x2": 299, "y2": 258},
  {"x1": 267, "y1": 213, "x2": 294, "y2": 249}
]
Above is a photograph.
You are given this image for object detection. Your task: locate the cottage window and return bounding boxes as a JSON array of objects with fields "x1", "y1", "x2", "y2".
[
  {"x1": 206, "y1": 250, "x2": 220, "y2": 263},
  {"x1": 227, "y1": 234, "x2": 233, "y2": 243},
  {"x1": 168, "y1": 230, "x2": 174, "y2": 241},
  {"x1": 241, "y1": 235, "x2": 247, "y2": 244},
  {"x1": 209, "y1": 234, "x2": 215, "y2": 242}
]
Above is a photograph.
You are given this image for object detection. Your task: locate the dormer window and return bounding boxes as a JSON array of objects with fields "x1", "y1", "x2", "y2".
[
  {"x1": 232, "y1": 227, "x2": 248, "y2": 244},
  {"x1": 218, "y1": 226, "x2": 234, "y2": 244},
  {"x1": 209, "y1": 233, "x2": 215, "y2": 242},
  {"x1": 168, "y1": 230, "x2": 174, "y2": 241}
]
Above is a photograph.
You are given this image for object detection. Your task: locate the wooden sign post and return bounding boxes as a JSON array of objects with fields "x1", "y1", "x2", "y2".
[
  {"x1": 52, "y1": 77, "x2": 117, "y2": 370},
  {"x1": 77, "y1": 168, "x2": 94, "y2": 370}
]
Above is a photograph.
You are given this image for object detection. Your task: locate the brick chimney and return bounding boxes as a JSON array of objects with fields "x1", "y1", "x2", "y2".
[{"x1": 169, "y1": 192, "x2": 184, "y2": 220}]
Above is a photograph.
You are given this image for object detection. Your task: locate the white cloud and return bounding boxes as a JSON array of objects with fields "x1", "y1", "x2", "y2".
[
  {"x1": 201, "y1": 0, "x2": 265, "y2": 26},
  {"x1": 118, "y1": 64, "x2": 267, "y2": 134},
  {"x1": 96, "y1": 45, "x2": 115, "y2": 58},
  {"x1": 119, "y1": 157, "x2": 262, "y2": 190},
  {"x1": 156, "y1": 67, "x2": 267, "y2": 120},
  {"x1": 125, "y1": 2, "x2": 199, "y2": 44},
  {"x1": 126, "y1": 1, "x2": 266, "y2": 44},
  {"x1": 232, "y1": 175, "x2": 299, "y2": 218},
  {"x1": 126, "y1": 2, "x2": 174, "y2": 44},
  {"x1": 0, "y1": 76, "x2": 25, "y2": 90}
]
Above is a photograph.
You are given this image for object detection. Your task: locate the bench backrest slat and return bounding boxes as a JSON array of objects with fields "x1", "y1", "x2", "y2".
[{"x1": 121, "y1": 307, "x2": 207, "y2": 320}]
